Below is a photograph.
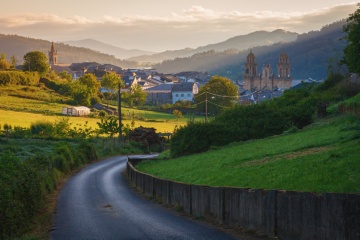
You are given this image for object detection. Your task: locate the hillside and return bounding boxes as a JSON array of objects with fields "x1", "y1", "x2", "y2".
[
  {"x1": 63, "y1": 39, "x2": 156, "y2": 59},
  {"x1": 154, "y1": 20, "x2": 347, "y2": 80},
  {"x1": 137, "y1": 113, "x2": 360, "y2": 193},
  {"x1": 127, "y1": 29, "x2": 298, "y2": 64},
  {"x1": 0, "y1": 34, "x2": 139, "y2": 68}
]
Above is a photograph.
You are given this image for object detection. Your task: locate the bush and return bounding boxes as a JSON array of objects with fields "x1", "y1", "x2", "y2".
[
  {"x1": 0, "y1": 71, "x2": 39, "y2": 86},
  {"x1": 30, "y1": 121, "x2": 54, "y2": 138},
  {"x1": 170, "y1": 87, "x2": 319, "y2": 157}
]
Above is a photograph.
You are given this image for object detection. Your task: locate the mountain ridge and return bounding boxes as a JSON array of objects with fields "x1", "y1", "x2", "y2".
[
  {"x1": 126, "y1": 29, "x2": 298, "y2": 64},
  {"x1": 62, "y1": 39, "x2": 156, "y2": 59}
]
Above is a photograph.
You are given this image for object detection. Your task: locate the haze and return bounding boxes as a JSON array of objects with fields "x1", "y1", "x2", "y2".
[{"x1": 0, "y1": 0, "x2": 357, "y2": 52}]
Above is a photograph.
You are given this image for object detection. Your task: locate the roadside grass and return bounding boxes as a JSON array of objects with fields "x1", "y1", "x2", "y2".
[
  {"x1": 0, "y1": 136, "x2": 147, "y2": 240},
  {"x1": 137, "y1": 114, "x2": 360, "y2": 193}
]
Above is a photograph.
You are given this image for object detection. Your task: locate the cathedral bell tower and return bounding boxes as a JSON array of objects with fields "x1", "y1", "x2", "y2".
[
  {"x1": 277, "y1": 52, "x2": 290, "y2": 78},
  {"x1": 48, "y1": 42, "x2": 58, "y2": 66},
  {"x1": 244, "y1": 50, "x2": 257, "y2": 78}
]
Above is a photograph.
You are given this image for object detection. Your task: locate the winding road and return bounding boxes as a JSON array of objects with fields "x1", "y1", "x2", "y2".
[{"x1": 51, "y1": 155, "x2": 239, "y2": 240}]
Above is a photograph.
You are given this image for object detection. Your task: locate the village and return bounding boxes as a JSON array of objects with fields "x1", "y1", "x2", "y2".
[{"x1": 47, "y1": 42, "x2": 314, "y2": 117}]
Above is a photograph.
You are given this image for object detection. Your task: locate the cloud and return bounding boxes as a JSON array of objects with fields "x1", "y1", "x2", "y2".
[{"x1": 0, "y1": 3, "x2": 357, "y2": 51}]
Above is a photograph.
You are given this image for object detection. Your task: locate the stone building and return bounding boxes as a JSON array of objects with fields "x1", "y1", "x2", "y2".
[
  {"x1": 243, "y1": 50, "x2": 292, "y2": 90},
  {"x1": 48, "y1": 42, "x2": 58, "y2": 66}
]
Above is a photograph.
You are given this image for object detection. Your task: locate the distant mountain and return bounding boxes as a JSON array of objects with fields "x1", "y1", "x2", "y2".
[
  {"x1": 0, "y1": 34, "x2": 139, "y2": 68},
  {"x1": 127, "y1": 29, "x2": 298, "y2": 64},
  {"x1": 153, "y1": 20, "x2": 347, "y2": 80},
  {"x1": 63, "y1": 39, "x2": 156, "y2": 59}
]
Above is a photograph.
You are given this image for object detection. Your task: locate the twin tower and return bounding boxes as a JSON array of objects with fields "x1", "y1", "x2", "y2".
[{"x1": 243, "y1": 50, "x2": 292, "y2": 91}]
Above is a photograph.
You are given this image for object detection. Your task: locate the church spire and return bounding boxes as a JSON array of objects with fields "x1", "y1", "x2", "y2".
[{"x1": 48, "y1": 42, "x2": 58, "y2": 65}]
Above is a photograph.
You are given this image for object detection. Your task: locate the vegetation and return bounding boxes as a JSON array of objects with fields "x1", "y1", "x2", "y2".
[
  {"x1": 171, "y1": 84, "x2": 318, "y2": 157},
  {"x1": 0, "y1": 34, "x2": 138, "y2": 68},
  {"x1": 123, "y1": 83, "x2": 147, "y2": 107},
  {"x1": 195, "y1": 75, "x2": 238, "y2": 115},
  {"x1": 0, "y1": 53, "x2": 10, "y2": 70},
  {"x1": 0, "y1": 71, "x2": 40, "y2": 86},
  {"x1": 22, "y1": 51, "x2": 49, "y2": 77},
  {"x1": 343, "y1": 3, "x2": 360, "y2": 74},
  {"x1": 137, "y1": 114, "x2": 360, "y2": 193}
]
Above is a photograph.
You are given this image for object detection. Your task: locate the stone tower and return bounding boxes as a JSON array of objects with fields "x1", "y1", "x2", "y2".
[
  {"x1": 244, "y1": 50, "x2": 257, "y2": 78},
  {"x1": 277, "y1": 52, "x2": 290, "y2": 78},
  {"x1": 243, "y1": 50, "x2": 293, "y2": 91},
  {"x1": 48, "y1": 42, "x2": 58, "y2": 65}
]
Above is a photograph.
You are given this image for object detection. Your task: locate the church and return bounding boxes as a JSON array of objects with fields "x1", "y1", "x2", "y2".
[
  {"x1": 243, "y1": 50, "x2": 292, "y2": 91},
  {"x1": 48, "y1": 42, "x2": 58, "y2": 66}
]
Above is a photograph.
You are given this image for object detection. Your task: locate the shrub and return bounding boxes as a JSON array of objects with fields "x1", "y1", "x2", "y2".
[
  {"x1": 0, "y1": 71, "x2": 39, "y2": 86},
  {"x1": 30, "y1": 121, "x2": 54, "y2": 138}
]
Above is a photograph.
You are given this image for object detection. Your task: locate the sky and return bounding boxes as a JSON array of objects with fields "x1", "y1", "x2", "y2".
[{"x1": 0, "y1": 0, "x2": 358, "y2": 52}]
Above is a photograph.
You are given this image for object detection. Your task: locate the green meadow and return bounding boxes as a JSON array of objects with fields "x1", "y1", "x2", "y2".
[{"x1": 137, "y1": 114, "x2": 360, "y2": 193}]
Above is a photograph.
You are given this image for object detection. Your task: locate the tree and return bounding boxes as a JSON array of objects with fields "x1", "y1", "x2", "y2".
[
  {"x1": 22, "y1": 51, "x2": 49, "y2": 76},
  {"x1": 0, "y1": 53, "x2": 10, "y2": 70},
  {"x1": 10, "y1": 55, "x2": 17, "y2": 69},
  {"x1": 129, "y1": 83, "x2": 147, "y2": 107},
  {"x1": 101, "y1": 72, "x2": 123, "y2": 92},
  {"x1": 343, "y1": 3, "x2": 360, "y2": 74},
  {"x1": 58, "y1": 70, "x2": 73, "y2": 82},
  {"x1": 195, "y1": 75, "x2": 238, "y2": 115},
  {"x1": 78, "y1": 73, "x2": 101, "y2": 97},
  {"x1": 101, "y1": 72, "x2": 123, "y2": 105}
]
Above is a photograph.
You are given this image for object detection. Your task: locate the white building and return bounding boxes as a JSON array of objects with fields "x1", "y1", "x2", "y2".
[{"x1": 62, "y1": 106, "x2": 91, "y2": 116}]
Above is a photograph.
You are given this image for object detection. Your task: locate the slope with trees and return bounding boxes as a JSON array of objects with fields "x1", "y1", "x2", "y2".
[
  {"x1": 154, "y1": 20, "x2": 347, "y2": 80},
  {"x1": 128, "y1": 29, "x2": 298, "y2": 64},
  {"x1": 0, "y1": 34, "x2": 138, "y2": 68}
]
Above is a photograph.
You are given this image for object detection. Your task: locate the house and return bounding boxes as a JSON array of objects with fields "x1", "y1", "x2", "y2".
[
  {"x1": 145, "y1": 83, "x2": 173, "y2": 105},
  {"x1": 174, "y1": 71, "x2": 211, "y2": 83},
  {"x1": 171, "y1": 82, "x2": 198, "y2": 104},
  {"x1": 62, "y1": 106, "x2": 90, "y2": 116}
]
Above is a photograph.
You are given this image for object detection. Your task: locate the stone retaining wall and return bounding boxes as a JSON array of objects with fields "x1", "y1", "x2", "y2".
[{"x1": 127, "y1": 158, "x2": 360, "y2": 239}]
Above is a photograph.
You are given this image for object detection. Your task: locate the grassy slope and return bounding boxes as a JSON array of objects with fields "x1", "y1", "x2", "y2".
[
  {"x1": 137, "y1": 114, "x2": 360, "y2": 193},
  {"x1": 0, "y1": 85, "x2": 190, "y2": 133}
]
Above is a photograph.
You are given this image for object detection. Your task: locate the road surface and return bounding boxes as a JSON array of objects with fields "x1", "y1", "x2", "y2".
[{"x1": 51, "y1": 155, "x2": 239, "y2": 240}]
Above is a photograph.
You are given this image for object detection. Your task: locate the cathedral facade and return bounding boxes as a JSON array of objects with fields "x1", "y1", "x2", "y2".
[{"x1": 243, "y1": 50, "x2": 292, "y2": 90}]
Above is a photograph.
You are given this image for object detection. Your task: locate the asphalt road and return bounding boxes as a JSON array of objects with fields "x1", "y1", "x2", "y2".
[{"x1": 51, "y1": 155, "x2": 239, "y2": 240}]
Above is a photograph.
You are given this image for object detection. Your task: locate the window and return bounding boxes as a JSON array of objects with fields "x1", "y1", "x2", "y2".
[
  {"x1": 187, "y1": 93, "x2": 191, "y2": 97},
  {"x1": 175, "y1": 94, "x2": 179, "y2": 97},
  {"x1": 181, "y1": 94, "x2": 184, "y2": 97}
]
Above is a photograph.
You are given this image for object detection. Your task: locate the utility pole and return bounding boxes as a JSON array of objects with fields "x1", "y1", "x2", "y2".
[
  {"x1": 118, "y1": 82, "x2": 122, "y2": 144},
  {"x1": 205, "y1": 92, "x2": 208, "y2": 123}
]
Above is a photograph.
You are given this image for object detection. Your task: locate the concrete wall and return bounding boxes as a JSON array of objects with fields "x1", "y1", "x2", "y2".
[{"x1": 127, "y1": 158, "x2": 360, "y2": 240}]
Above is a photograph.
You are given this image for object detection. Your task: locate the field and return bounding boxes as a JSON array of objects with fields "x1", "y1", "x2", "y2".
[
  {"x1": 137, "y1": 114, "x2": 360, "y2": 193},
  {"x1": 0, "y1": 109, "x2": 182, "y2": 133},
  {"x1": 0, "y1": 83, "x2": 210, "y2": 133}
]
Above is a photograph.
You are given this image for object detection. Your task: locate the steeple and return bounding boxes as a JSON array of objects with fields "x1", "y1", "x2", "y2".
[{"x1": 48, "y1": 42, "x2": 58, "y2": 65}]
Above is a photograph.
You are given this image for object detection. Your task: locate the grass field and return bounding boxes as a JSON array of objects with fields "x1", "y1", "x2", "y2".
[
  {"x1": 0, "y1": 109, "x2": 183, "y2": 133},
  {"x1": 137, "y1": 114, "x2": 360, "y2": 193}
]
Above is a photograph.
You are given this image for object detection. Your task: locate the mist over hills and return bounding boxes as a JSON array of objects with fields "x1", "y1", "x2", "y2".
[
  {"x1": 154, "y1": 20, "x2": 347, "y2": 80},
  {"x1": 0, "y1": 20, "x2": 347, "y2": 80},
  {"x1": 127, "y1": 29, "x2": 298, "y2": 64},
  {"x1": 0, "y1": 34, "x2": 139, "y2": 68},
  {"x1": 63, "y1": 39, "x2": 156, "y2": 59}
]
